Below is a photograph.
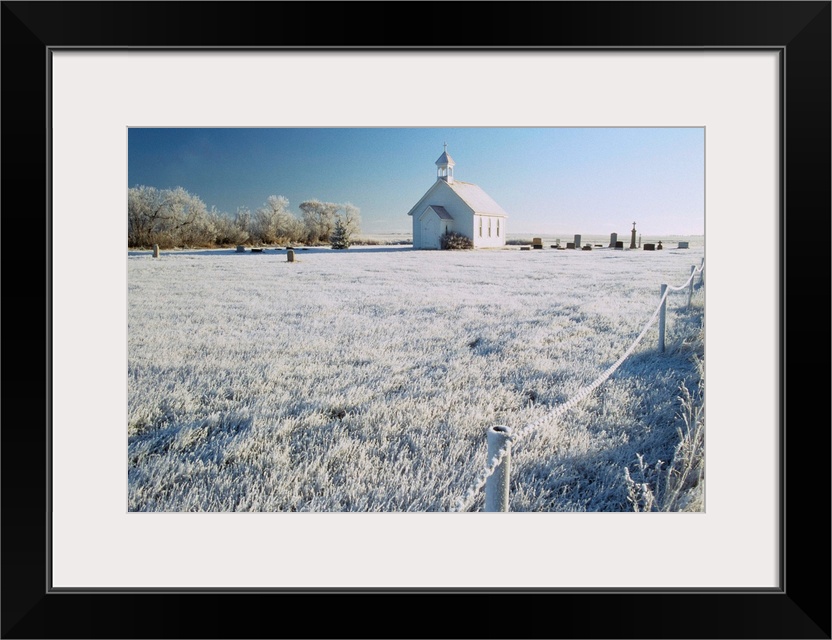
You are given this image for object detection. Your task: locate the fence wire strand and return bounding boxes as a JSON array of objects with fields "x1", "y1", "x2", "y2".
[{"x1": 452, "y1": 262, "x2": 704, "y2": 512}]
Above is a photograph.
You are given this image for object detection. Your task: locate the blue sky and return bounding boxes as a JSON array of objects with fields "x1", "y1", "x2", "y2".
[{"x1": 128, "y1": 127, "x2": 704, "y2": 236}]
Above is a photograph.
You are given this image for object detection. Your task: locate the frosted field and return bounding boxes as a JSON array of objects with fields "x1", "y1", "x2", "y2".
[{"x1": 128, "y1": 243, "x2": 705, "y2": 512}]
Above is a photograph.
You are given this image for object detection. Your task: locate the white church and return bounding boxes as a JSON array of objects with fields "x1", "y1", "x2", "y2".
[{"x1": 407, "y1": 145, "x2": 508, "y2": 249}]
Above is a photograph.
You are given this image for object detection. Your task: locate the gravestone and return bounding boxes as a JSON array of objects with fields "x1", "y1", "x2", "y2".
[
  {"x1": 609, "y1": 232, "x2": 618, "y2": 248},
  {"x1": 573, "y1": 234, "x2": 581, "y2": 248},
  {"x1": 152, "y1": 244, "x2": 159, "y2": 258},
  {"x1": 677, "y1": 241, "x2": 689, "y2": 249},
  {"x1": 287, "y1": 249, "x2": 295, "y2": 262},
  {"x1": 566, "y1": 242, "x2": 576, "y2": 249},
  {"x1": 615, "y1": 241, "x2": 624, "y2": 249},
  {"x1": 236, "y1": 245, "x2": 245, "y2": 253},
  {"x1": 532, "y1": 237, "x2": 543, "y2": 249},
  {"x1": 581, "y1": 244, "x2": 592, "y2": 251},
  {"x1": 520, "y1": 246, "x2": 531, "y2": 251},
  {"x1": 644, "y1": 243, "x2": 655, "y2": 250},
  {"x1": 656, "y1": 241, "x2": 663, "y2": 250}
]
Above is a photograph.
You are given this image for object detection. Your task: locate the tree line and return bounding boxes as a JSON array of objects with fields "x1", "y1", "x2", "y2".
[{"x1": 128, "y1": 186, "x2": 361, "y2": 249}]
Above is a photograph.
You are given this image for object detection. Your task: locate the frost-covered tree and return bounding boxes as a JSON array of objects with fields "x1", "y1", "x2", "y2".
[
  {"x1": 299, "y1": 200, "x2": 340, "y2": 244},
  {"x1": 252, "y1": 195, "x2": 302, "y2": 245},
  {"x1": 209, "y1": 207, "x2": 250, "y2": 245},
  {"x1": 330, "y1": 216, "x2": 351, "y2": 249},
  {"x1": 234, "y1": 206, "x2": 252, "y2": 237},
  {"x1": 341, "y1": 202, "x2": 362, "y2": 238},
  {"x1": 300, "y1": 200, "x2": 361, "y2": 244},
  {"x1": 128, "y1": 185, "x2": 210, "y2": 248}
]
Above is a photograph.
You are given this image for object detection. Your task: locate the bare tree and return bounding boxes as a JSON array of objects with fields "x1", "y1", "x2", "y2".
[
  {"x1": 128, "y1": 186, "x2": 210, "y2": 248},
  {"x1": 234, "y1": 206, "x2": 252, "y2": 238},
  {"x1": 209, "y1": 207, "x2": 250, "y2": 245},
  {"x1": 253, "y1": 195, "x2": 301, "y2": 244},
  {"x1": 299, "y1": 199, "x2": 341, "y2": 244},
  {"x1": 341, "y1": 202, "x2": 362, "y2": 237}
]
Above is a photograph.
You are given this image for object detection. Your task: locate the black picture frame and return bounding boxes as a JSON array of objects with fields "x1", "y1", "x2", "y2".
[{"x1": 2, "y1": 2, "x2": 829, "y2": 638}]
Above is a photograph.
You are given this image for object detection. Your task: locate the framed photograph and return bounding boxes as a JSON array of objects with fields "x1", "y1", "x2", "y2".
[{"x1": 3, "y1": 1, "x2": 829, "y2": 638}]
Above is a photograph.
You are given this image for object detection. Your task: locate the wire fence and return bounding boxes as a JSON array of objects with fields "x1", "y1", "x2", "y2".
[{"x1": 452, "y1": 258, "x2": 705, "y2": 512}]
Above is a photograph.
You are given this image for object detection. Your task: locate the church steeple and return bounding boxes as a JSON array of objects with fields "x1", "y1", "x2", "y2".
[{"x1": 435, "y1": 142, "x2": 455, "y2": 184}]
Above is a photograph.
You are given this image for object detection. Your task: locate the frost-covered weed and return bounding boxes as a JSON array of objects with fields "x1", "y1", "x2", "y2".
[
  {"x1": 128, "y1": 246, "x2": 704, "y2": 511},
  {"x1": 624, "y1": 349, "x2": 705, "y2": 512}
]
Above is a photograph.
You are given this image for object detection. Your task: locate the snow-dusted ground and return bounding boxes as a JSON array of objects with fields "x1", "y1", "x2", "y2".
[{"x1": 128, "y1": 243, "x2": 705, "y2": 512}]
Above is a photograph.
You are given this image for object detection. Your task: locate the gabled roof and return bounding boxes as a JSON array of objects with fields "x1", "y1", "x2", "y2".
[
  {"x1": 407, "y1": 179, "x2": 509, "y2": 218},
  {"x1": 447, "y1": 181, "x2": 508, "y2": 217},
  {"x1": 427, "y1": 205, "x2": 453, "y2": 220}
]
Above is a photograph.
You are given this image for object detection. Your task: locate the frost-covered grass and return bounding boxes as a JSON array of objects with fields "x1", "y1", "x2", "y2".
[{"x1": 128, "y1": 243, "x2": 705, "y2": 512}]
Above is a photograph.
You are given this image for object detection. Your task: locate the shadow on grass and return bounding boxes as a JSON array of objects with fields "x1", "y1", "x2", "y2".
[{"x1": 128, "y1": 245, "x2": 415, "y2": 258}]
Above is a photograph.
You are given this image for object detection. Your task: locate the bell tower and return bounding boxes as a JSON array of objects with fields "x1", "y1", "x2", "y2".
[{"x1": 435, "y1": 143, "x2": 455, "y2": 184}]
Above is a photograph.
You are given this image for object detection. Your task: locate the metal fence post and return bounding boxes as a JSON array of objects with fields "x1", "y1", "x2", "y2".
[
  {"x1": 659, "y1": 283, "x2": 667, "y2": 353},
  {"x1": 485, "y1": 426, "x2": 512, "y2": 512},
  {"x1": 687, "y1": 265, "x2": 695, "y2": 308}
]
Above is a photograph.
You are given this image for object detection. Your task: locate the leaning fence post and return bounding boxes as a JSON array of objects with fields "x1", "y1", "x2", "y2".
[
  {"x1": 699, "y1": 258, "x2": 705, "y2": 287},
  {"x1": 485, "y1": 426, "x2": 512, "y2": 512},
  {"x1": 658, "y1": 283, "x2": 667, "y2": 353},
  {"x1": 687, "y1": 265, "x2": 695, "y2": 308}
]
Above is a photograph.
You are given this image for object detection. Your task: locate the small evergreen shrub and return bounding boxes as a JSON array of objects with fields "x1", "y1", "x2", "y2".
[
  {"x1": 330, "y1": 218, "x2": 351, "y2": 249},
  {"x1": 440, "y1": 231, "x2": 473, "y2": 250}
]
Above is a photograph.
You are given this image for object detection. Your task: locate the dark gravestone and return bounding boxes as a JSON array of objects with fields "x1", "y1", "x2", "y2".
[
  {"x1": 520, "y1": 246, "x2": 531, "y2": 251},
  {"x1": 581, "y1": 244, "x2": 592, "y2": 251},
  {"x1": 643, "y1": 243, "x2": 656, "y2": 250},
  {"x1": 566, "y1": 242, "x2": 576, "y2": 249},
  {"x1": 615, "y1": 241, "x2": 624, "y2": 249}
]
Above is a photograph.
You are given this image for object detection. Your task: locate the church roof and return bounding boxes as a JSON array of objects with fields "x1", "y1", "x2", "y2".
[
  {"x1": 446, "y1": 181, "x2": 508, "y2": 217},
  {"x1": 406, "y1": 180, "x2": 508, "y2": 218}
]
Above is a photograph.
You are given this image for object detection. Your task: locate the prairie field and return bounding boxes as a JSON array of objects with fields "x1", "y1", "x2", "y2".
[{"x1": 128, "y1": 241, "x2": 705, "y2": 512}]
